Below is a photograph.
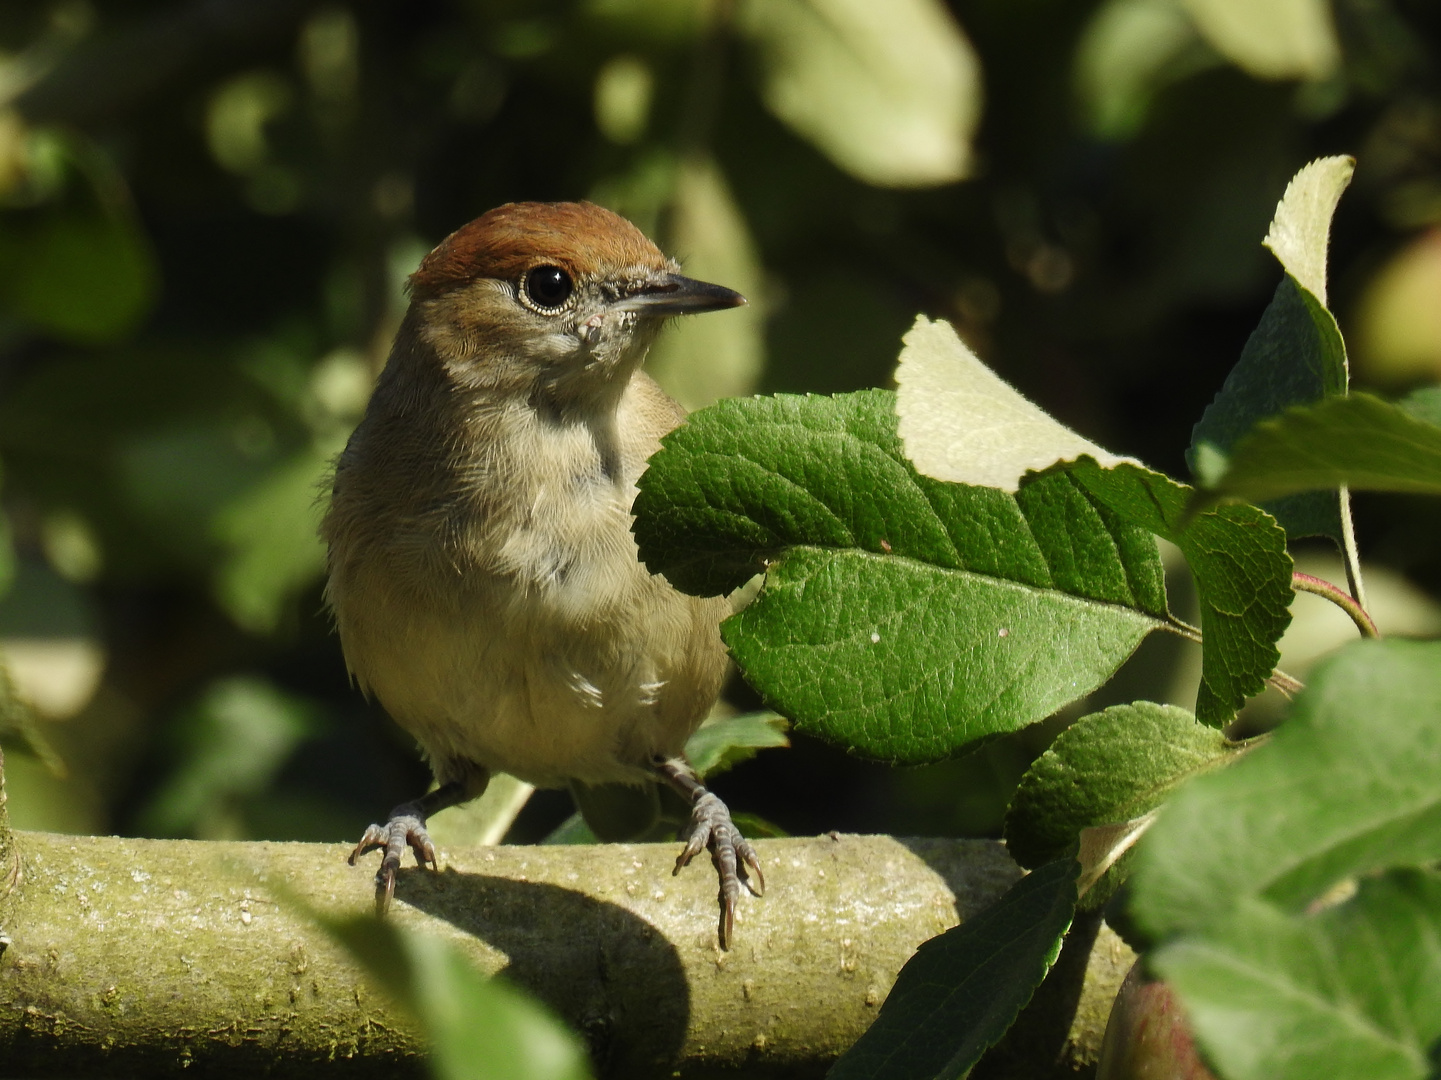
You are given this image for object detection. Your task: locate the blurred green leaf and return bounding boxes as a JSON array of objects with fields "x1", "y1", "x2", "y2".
[
  {"x1": 1065, "y1": 459, "x2": 1293, "y2": 726},
  {"x1": 540, "y1": 812, "x2": 600, "y2": 845},
  {"x1": 1154, "y1": 871, "x2": 1441, "y2": 1080},
  {"x1": 1199, "y1": 393, "x2": 1441, "y2": 505},
  {"x1": 139, "y1": 676, "x2": 323, "y2": 839},
  {"x1": 1181, "y1": 0, "x2": 1340, "y2": 81},
  {"x1": 318, "y1": 913, "x2": 594, "y2": 1080},
  {"x1": 211, "y1": 446, "x2": 329, "y2": 634},
  {"x1": 568, "y1": 779, "x2": 660, "y2": 842},
  {"x1": 1132, "y1": 638, "x2": 1441, "y2": 939},
  {"x1": 1404, "y1": 385, "x2": 1441, "y2": 426},
  {"x1": 0, "y1": 460, "x2": 12, "y2": 601},
  {"x1": 738, "y1": 0, "x2": 979, "y2": 187},
  {"x1": 1074, "y1": 0, "x2": 1212, "y2": 140},
  {"x1": 684, "y1": 711, "x2": 789, "y2": 780},
  {"x1": 829, "y1": 856, "x2": 1078, "y2": 1080},
  {"x1": 427, "y1": 773, "x2": 536, "y2": 848},
  {"x1": 0, "y1": 131, "x2": 157, "y2": 344},
  {"x1": 0, "y1": 650, "x2": 65, "y2": 778},
  {"x1": 635, "y1": 391, "x2": 1169, "y2": 764},
  {"x1": 1004, "y1": 702, "x2": 1238, "y2": 871},
  {"x1": 642, "y1": 156, "x2": 765, "y2": 410}
]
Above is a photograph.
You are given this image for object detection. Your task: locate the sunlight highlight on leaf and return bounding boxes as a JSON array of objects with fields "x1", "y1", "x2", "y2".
[{"x1": 896, "y1": 315, "x2": 1133, "y2": 492}]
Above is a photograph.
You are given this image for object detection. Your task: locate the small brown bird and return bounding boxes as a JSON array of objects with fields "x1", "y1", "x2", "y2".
[{"x1": 322, "y1": 201, "x2": 761, "y2": 945}]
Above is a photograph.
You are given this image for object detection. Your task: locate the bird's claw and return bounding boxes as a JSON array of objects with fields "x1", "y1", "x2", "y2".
[
  {"x1": 673, "y1": 790, "x2": 763, "y2": 948},
  {"x1": 348, "y1": 814, "x2": 438, "y2": 914}
]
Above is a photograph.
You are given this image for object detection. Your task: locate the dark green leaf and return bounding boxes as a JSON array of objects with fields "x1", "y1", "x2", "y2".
[
  {"x1": 1200, "y1": 393, "x2": 1441, "y2": 505},
  {"x1": 1154, "y1": 871, "x2": 1441, "y2": 1080},
  {"x1": 829, "y1": 857, "x2": 1078, "y2": 1080},
  {"x1": 1189, "y1": 275, "x2": 1348, "y2": 541},
  {"x1": 568, "y1": 779, "x2": 660, "y2": 842},
  {"x1": 684, "y1": 711, "x2": 790, "y2": 779},
  {"x1": 1064, "y1": 459, "x2": 1293, "y2": 726},
  {"x1": 1004, "y1": 702, "x2": 1239, "y2": 870},
  {"x1": 1132, "y1": 638, "x2": 1441, "y2": 938},
  {"x1": 636, "y1": 392, "x2": 1170, "y2": 763}
]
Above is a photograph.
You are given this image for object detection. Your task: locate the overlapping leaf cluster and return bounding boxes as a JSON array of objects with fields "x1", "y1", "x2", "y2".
[{"x1": 633, "y1": 154, "x2": 1441, "y2": 1079}]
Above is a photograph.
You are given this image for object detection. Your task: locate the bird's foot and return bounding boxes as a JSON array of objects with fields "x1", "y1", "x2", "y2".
[
  {"x1": 673, "y1": 790, "x2": 764, "y2": 949},
  {"x1": 348, "y1": 811, "x2": 438, "y2": 914}
]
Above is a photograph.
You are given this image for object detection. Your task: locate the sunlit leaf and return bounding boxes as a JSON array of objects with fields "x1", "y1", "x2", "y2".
[
  {"x1": 1064, "y1": 459, "x2": 1292, "y2": 726},
  {"x1": 1181, "y1": 0, "x2": 1340, "y2": 81},
  {"x1": 1074, "y1": 0, "x2": 1211, "y2": 140},
  {"x1": 318, "y1": 914, "x2": 594, "y2": 1080},
  {"x1": 1004, "y1": 702, "x2": 1238, "y2": 871},
  {"x1": 896, "y1": 315, "x2": 1133, "y2": 492},
  {"x1": 1189, "y1": 156, "x2": 1353, "y2": 542},
  {"x1": 427, "y1": 773, "x2": 536, "y2": 848},
  {"x1": 1263, "y1": 155, "x2": 1354, "y2": 307},
  {"x1": 1199, "y1": 392, "x2": 1441, "y2": 505},
  {"x1": 684, "y1": 710, "x2": 789, "y2": 779},
  {"x1": 738, "y1": 0, "x2": 979, "y2": 187},
  {"x1": 635, "y1": 391, "x2": 1170, "y2": 764},
  {"x1": 829, "y1": 857, "x2": 1078, "y2": 1080},
  {"x1": 1154, "y1": 873, "x2": 1441, "y2": 1080},
  {"x1": 1132, "y1": 638, "x2": 1441, "y2": 938},
  {"x1": 641, "y1": 156, "x2": 765, "y2": 409}
]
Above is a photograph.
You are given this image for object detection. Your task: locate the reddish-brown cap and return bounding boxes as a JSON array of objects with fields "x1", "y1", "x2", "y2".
[{"x1": 408, "y1": 201, "x2": 668, "y2": 299}]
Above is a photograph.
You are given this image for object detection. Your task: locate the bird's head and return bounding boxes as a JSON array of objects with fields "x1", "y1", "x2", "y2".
[{"x1": 404, "y1": 201, "x2": 744, "y2": 411}]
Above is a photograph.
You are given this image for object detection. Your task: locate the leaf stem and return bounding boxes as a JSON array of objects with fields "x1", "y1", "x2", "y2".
[
  {"x1": 1164, "y1": 616, "x2": 1203, "y2": 644},
  {"x1": 1293, "y1": 571, "x2": 1379, "y2": 639},
  {"x1": 1266, "y1": 668, "x2": 1305, "y2": 698},
  {"x1": 1337, "y1": 484, "x2": 1368, "y2": 609}
]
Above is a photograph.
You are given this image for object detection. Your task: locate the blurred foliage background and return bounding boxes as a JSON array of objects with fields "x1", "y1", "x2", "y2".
[{"x1": 1, "y1": 0, "x2": 1439, "y2": 848}]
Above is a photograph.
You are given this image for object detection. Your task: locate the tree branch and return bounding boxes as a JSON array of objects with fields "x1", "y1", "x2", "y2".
[{"x1": 0, "y1": 824, "x2": 1132, "y2": 1077}]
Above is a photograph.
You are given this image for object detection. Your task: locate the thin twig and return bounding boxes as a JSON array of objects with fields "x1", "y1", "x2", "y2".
[{"x1": 1293, "y1": 571, "x2": 1379, "y2": 639}]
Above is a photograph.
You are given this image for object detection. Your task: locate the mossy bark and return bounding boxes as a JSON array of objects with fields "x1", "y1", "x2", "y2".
[{"x1": 0, "y1": 826, "x2": 1133, "y2": 1077}]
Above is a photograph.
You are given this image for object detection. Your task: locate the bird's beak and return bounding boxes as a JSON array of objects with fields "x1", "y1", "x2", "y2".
[{"x1": 614, "y1": 273, "x2": 747, "y2": 317}]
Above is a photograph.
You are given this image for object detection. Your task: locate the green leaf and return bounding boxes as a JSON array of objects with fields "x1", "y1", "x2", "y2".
[
  {"x1": 1065, "y1": 459, "x2": 1293, "y2": 726},
  {"x1": 1153, "y1": 871, "x2": 1441, "y2": 1080},
  {"x1": 137, "y1": 676, "x2": 322, "y2": 839},
  {"x1": 684, "y1": 711, "x2": 790, "y2": 780},
  {"x1": 1132, "y1": 638, "x2": 1441, "y2": 939},
  {"x1": 568, "y1": 779, "x2": 661, "y2": 842},
  {"x1": 210, "y1": 447, "x2": 330, "y2": 634},
  {"x1": 1004, "y1": 702, "x2": 1239, "y2": 871},
  {"x1": 1189, "y1": 156, "x2": 1354, "y2": 543},
  {"x1": 1402, "y1": 385, "x2": 1441, "y2": 427},
  {"x1": 0, "y1": 132, "x2": 158, "y2": 344},
  {"x1": 639, "y1": 156, "x2": 765, "y2": 410},
  {"x1": 319, "y1": 914, "x2": 594, "y2": 1080},
  {"x1": 1189, "y1": 277, "x2": 1349, "y2": 541},
  {"x1": 1201, "y1": 393, "x2": 1441, "y2": 505},
  {"x1": 828, "y1": 857, "x2": 1078, "y2": 1080},
  {"x1": 737, "y1": 0, "x2": 979, "y2": 187},
  {"x1": 636, "y1": 392, "x2": 1170, "y2": 763},
  {"x1": 1181, "y1": 0, "x2": 1340, "y2": 80},
  {"x1": 896, "y1": 315, "x2": 1133, "y2": 491}
]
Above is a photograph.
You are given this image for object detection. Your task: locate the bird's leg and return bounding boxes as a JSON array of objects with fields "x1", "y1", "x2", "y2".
[
  {"x1": 349, "y1": 779, "x2": 473, "y2": 914},
  {"x1": 654, "y1": 757, "x2": 764, "y2": 949}
]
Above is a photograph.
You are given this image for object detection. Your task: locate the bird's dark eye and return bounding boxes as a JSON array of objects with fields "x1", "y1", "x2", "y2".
[{"x1": 523, "y1": 265, "x2": 574, "y2": 310}]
